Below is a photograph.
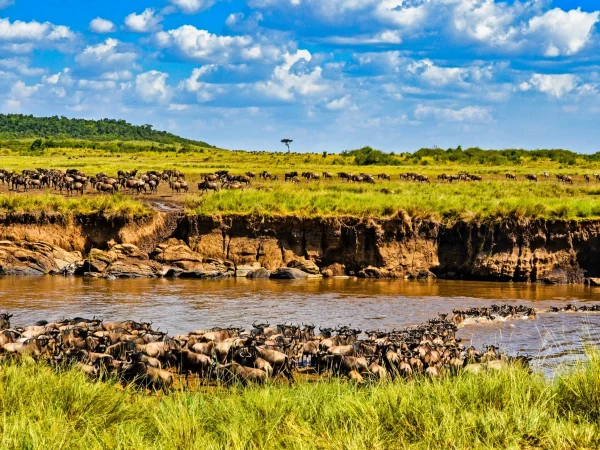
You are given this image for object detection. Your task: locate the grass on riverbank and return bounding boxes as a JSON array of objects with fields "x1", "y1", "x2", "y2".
[
  {"x1": 5, "y1": 145, "x2": 600, "y2": 221},
  {"x1": 186, "y1": 181, "x2": 600, "y2": 221},
  {"x1": 1, "y1": 355, "x2": 599, "y2": 449},
  {"x1": 0, "y1": 193, "x2": 152, "y2": 220}
]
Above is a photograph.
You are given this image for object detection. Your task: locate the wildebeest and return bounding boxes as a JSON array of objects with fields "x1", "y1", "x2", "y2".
[
  {"x1": 525, "y1": 174, "x2": 538, "y2": 182},
  {"x1": 284, "y1": 171, "x2": 298, "y2": 181},
  {"x1": 198, "y1": 180, "x2": 219, "y2": 194}
]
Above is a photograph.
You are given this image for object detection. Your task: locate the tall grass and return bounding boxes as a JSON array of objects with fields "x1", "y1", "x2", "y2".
[
  {"x1": 4, "y1": 145, "x2": 600, "y2": 220},
  {"x1": 1, "y1": 355, "x2": 600, "y2": 449},
  {"x1": 0, "y1": 193, "x2": 151, "y2": 219},
  {"x1": 187, "y1": 181, "x2": 600, "y2": 221}
]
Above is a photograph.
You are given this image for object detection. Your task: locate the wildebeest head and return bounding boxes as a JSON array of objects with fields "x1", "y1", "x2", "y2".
[{"x1": 0, "y1": 313, "x2": 13, "y2": 330}]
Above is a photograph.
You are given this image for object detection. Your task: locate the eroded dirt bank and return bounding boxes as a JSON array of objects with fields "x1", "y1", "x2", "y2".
[{"x1": 1, "y1": 212, "x2": 599, "y2": 284}]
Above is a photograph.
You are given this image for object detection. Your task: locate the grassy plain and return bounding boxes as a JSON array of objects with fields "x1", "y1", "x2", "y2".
[
  {"x1": 3, "y1": 143, "x2": 600, "y2": 220},
  {"x1": 0, "y1": 355, "x2": 599, "y2": 449}
]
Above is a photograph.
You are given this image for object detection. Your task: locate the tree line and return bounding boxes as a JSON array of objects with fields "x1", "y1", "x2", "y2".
[
  {"x1": 342, "y1": 146, "x2": 600, "y2": 166},
  {"x1": 0, "y1": 114, "x2": 211, "y2": 147}
]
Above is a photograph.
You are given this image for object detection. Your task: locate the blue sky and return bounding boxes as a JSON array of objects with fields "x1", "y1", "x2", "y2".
[{"x1": 0, "y1": 0, "x2": 599, "y2": 153}]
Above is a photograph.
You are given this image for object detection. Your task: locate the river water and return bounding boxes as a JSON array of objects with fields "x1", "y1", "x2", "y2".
[{"x1": 1, "y1": 277, "x2": 599, "y2": 374}]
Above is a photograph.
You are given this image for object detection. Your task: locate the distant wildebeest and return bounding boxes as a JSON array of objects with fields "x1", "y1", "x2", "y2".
[
  {"x1": 525, "y1": 174, "x2": 538, "y2": 182},
  {"x1": 284, "y1": 171, "x2": 298, "y2": 181}
]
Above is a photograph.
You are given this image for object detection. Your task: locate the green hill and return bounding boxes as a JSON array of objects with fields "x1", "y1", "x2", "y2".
[{"x1": 0, "y1": 114, "x2": 211, "y2": 147}]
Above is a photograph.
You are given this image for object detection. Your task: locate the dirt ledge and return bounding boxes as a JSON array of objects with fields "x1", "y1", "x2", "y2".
[{"x1": 0, "y1": 213, "x2": 598, "y2": 284}]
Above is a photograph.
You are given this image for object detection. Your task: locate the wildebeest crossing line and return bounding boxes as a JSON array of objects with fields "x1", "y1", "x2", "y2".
[{"x1": 0, "y1": 303, "x2": 594, "y2": 391}]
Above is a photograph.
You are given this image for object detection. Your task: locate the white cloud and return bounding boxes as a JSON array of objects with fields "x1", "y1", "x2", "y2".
[
  {"x1": 326, "y1": 94, "x2": 354, "y2": 110},
  {"x1": 180, "y1": 66, "x2": 225, "y2": 102},
  {"x1": 325, "y1": 30, "x2": 402, "y2": 45},
  {"x1": 135, "y1": 71, "x2": 172, "y2": 104},
  {"x1": 10, "y1": 80, "x2": 39, "y2": 98},
  {"x1": 42, "y1": 68, "x2": 73, "y2": 87},
  {"x1": 254, "y1": 50, "x2": 328, "y2": 101},
  {"x1": 415, "y1": 104, "x2": 493, "y2": 122},
  {"x1": 101, "y1": 71, "x2": 133, "y2": 81},
  {"x1": 89, "y1": 17, "x2": 116, "y2": 34},
  {"x1": 0, "y1": 0, "x2": 14, "y2": 8},
  {"x1": 78, "y1": 79, "x2": 118, "y2": 91},
  {"x1": 451, "y1": 0, "x2": 519, "y2": 46},
  {"x1": 0, "y1": 18, "x2": 75, "y2": 52},
  {"x1": 250, "y1": 1, "x2": 600, "y2": 58},
  {"x1": 527, "y1": 74, "x2": 578, "y2": 98},
  {"x1": 226, "y1": 13, "x2": 244, "y2": 27},
  {"x1": 526, "y1": 8, "x2": 599, "y2": 57},
  {"x1": 4, "y1": 79, "x2": 41, "y2": 109},
  {"x1": 155, "y1": 26, "x2": 272, "y2": 64},
  {"x1": 375, "y1": 0, "x2": 428, "y2": 28},
  {"x1": 408, "y1": 59, "x2": 466, "y2": 86},
  {"x1": 75, "y1": 38, "x2": 137, "y2": 70},
  {"x1": 124, "y1": 8, "x2": 162, "y2": 33},
  {"x1": 408, "y1": 59, "x2": 494, "y2": 86},
  {"x1": 0, "y1": 57, "x2": 45, "y2": 76},
  {"x1": 168, "y1": 103, "x2": 190, "y2": 111},
  {"x1": 169, "y1": 0, "x2": 220, "y2": 14}
]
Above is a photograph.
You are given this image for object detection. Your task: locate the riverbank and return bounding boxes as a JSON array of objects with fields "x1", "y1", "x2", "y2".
[
  {"x1": 1, "y1": 210, "x2": 600, "y2": 284},
  {"x1": 0, "y1": 355, "x2": 598, "y2": 449}
]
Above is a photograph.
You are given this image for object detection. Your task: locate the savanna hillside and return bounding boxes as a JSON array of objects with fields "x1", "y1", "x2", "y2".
[{"x1": 2, "y1": 114, "x2": 600, "y2": 221}]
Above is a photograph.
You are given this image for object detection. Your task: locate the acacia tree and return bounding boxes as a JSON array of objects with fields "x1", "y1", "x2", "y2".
[{"x1": 281, "y1": 138, "x2": 293, "y2": 153}]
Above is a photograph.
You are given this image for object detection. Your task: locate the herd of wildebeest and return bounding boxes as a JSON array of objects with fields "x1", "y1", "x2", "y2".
[
  {"x1": 0, "y1": 303, "x2": 596, "y2": 390},
  {"x1": 0, "y1": 167, "x2": 598, "y2": 197}
]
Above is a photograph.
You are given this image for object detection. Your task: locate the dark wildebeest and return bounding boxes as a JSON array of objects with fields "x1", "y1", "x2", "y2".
[
  {"x1": 198, "y1": 180, "x2": 219, "y2": 194},
  {"x1": 284, "y1": 171, "x2": 298, "y2": 181}
]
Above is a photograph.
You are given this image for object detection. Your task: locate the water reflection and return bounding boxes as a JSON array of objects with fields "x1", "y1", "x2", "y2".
[{"x1": 1, "y1": 277, "x2": 599, "y2": 373}]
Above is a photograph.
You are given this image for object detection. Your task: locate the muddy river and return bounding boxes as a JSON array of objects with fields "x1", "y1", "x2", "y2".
[{"x1": 1, "y1": 277, "x2": 599, "y2": 374}]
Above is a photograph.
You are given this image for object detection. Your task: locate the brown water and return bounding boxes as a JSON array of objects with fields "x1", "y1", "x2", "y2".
[{"x1": 1, "y1": 277, "x2": 600, "y2": 373}]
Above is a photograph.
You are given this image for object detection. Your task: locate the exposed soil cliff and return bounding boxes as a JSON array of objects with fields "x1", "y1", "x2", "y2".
[{"x1": 0, "y1": 212, "x2": 599, "y2": 284}]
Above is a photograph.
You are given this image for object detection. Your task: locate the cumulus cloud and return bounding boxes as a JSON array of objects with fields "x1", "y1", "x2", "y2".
[
  {"x1": 250, "y1": 0, "x2": 600, "y2": 58},
  {"x1": 124, "y1": 8, "x2": 162, "y2": 33},
  {"x1": 0, "y1": 18, "x2": 75, "y2": 52},
  {"x1": 4, "y1": 79, "x2": 41, "y2": 110},
  {"x1": 526, "y1": 8, "x2": 599, "y2": 57},
  {"x1": 42, "y1": 68, "x2": 73, "y2": 87},
  {"x1": 325, "y1": 30, "x2": 402, "y2": 45},
  {"x1": 0, "y1": 57, "x2": 45, "y2": 76},
  {"x1": 180, "y1": 66, "x2": 225, "y2": 102},
  {"x1": 325, "y1": 94, "x2": 354, "y2": 110},
  {"x1": 155, "y1": 26, "x2": 276, "y2": 64},
  {"x1": 169, "y1": 0, "x2": 220, "y2": 14},
  {"x1": 89, "y1": 17, "x2": 116, "y2": 34},
  {"x1": 75, "y1": 38, "x2": 137, "y2": 70},
  {"x1": 407, "y1": 59, "x2": 494, "y2": 86},
  {"x1": 521, "y1": 74, "x2": 579, "y2": 98},
  {"x1": 101, "y1": 71, "x2": 133, "y2": 81},
  {"x1": 254, "y1": 50, "x2": 328, "y2": 101},
  {"x1": 135, "y1": 71, "x2": 172, "y2": 103},
  {"x1": 449, "y1": 2, "x2": 599, "y2": 57},
  {"x1": 375, "y1": 0, "x2": 428, "y2": 28},
  {"x1": 415, "y1": 104, "x2": 493, "y2": 122}
]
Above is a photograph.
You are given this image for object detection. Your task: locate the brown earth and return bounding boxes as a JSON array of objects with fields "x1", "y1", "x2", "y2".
[{"x1": 0, "y1": 211, "x2": 599, "y2": 284}]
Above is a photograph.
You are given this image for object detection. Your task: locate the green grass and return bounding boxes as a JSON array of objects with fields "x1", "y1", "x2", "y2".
[
  {"x1": 186, "y1": 181, "x2": 600, "y2": 221},
  {"x1": 0, "y1": 193, "x2": 152, "y2": 220},
  {"x1": 4, "y1": 143, "x2": 600, "y2": 221},
  {"x1": 1, "y1": 356, "x2": 600, "y2": 449}
]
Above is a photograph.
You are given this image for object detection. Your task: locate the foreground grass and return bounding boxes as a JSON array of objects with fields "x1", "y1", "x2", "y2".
[
  {"x1": 0, "y1": 193, "x2": 152, "y2": 220},
  {"x1": 1, "y1": 355, "x2": 600, "y2": 449}
]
